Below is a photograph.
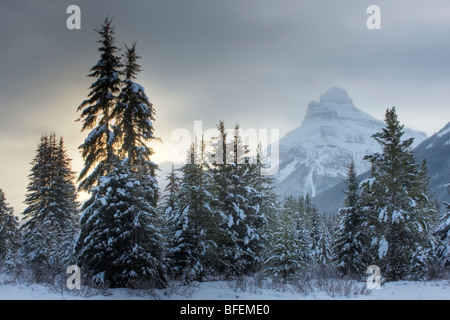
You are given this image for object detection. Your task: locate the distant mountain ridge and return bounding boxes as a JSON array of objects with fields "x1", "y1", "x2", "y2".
[
  {"x1": 274, "y1": 87, "x2": 427, "y2": 199},
  {"x1": 413, "y1": 122, "x2": 450, "y2": 203},
  {"x1": 313, "y1": 122, "x2": 450, "y2": 215}
]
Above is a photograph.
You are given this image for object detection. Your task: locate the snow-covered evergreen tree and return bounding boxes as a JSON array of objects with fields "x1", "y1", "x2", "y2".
[
  {"x1": 114, "y1": 42, "x2": 158, "y2": 177},
  {"x1": 210, "y1": 122, "x2": 267, "y2": 277},
  {"x1": 20, "y1": 134, "x2": 79, "y2": 280},
  {"x1": 77, "y1": 17, "x2": 123, "y2": 192},
  {"x1": 167, "y1": 140, "x2": 219, "y2": 282},
  {"x1": 360, "y1": 107, "x2": 437, "y2": 281},
  {"x1": 316, "y1": 217, "x2": 333, "y2": 268},
  {"x1": 160, "y1": 164, "x2": 181, "y2": 266},
  {"x1": 294, "y1": 194, "x2": 321, "y2": 264},
  {"x1": 76, "y1": 159, "x2": 166, "y2": 288},
  {"x1": 309, "y1": 204, "x2": 322, "y2": 263},
  {"x1": 229, "y1": 124, "x2": 267, "y2": 274},
  {"x1": 293, "y1": 196, "x2": 310, "y2": 253},
  {"x1": 300, "y1": 198, "x2": 333, "y2": 270},
  {"x1": 435, "y1": 201, "x2": 450, "y2": 268},
  {"x1": 0, "y1": 189, "x2": 19, "y2": 265},
  {"x1": 250, "y1": 143, "x2": 279, "y2": 263},
  {"x1": 162, "y1": 164, "x2": 180, "y2": 218},
  {"x1": 76, "y1": 32, "x2": 165, "y2": 288},
  {"x1": 265, "y1": 197, "x2": 307, "y2": 282},
  {"x1": 333, "y1": 160, "x2": 369, "y2": 279}
]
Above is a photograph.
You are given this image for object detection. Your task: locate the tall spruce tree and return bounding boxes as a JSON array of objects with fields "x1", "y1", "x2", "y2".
[
  {"x1": 333, "y1": 160, "x2": 368, "y2": 279},
  {"x1": 161, "y1": 164, "x2": 181, "y2": 264},
  {"x1": 20, "y1": 134, "x2": 79, "y2": 280},
  {"x1": 114, "y1": 41, "x2": 160, "y2": 207},
  {"x1": 76, "y1": 26, "x2": 166, "y2": 287},
  {"x1": 229, "y1": 124, "x2": 267, "y2": 274},
  {"x1": 209, "y1": 121, "x2": 236, "y2": 276},
  {"x1": 251, "y1": 143, "x2": 279, "y2": 262},
  {"x1": 167, "y1": 140, "x2": 219, "y2": 282},
  {"x1": 360, "y1": 107, "x2": 436, "y2": 281},
  {"x1": 77, "y1": 17, "x2": 122, "y2": 192},
  {"x1": 0, "y1": 189, "x2": 19, "y2": 264},
  {"x1": 210, "y1": 122, "x2": 266, "y2": 277},
  {"x1": 114, "y1": 42, "x2": 157, "y2": 175}
]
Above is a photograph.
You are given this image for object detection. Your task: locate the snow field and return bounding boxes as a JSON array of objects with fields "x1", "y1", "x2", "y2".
[{"x1": 1, "y1": 272, "x2": 449, "y2": 300}]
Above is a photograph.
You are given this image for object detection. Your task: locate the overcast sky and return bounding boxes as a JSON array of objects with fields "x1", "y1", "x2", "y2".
[{"x1": 1, "y1": 0, "x2": 450, "y2": 214}]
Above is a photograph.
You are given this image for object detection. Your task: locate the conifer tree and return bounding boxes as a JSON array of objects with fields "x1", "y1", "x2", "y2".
[
  {"x1": 360, "y1": 107, "x2": 436, "y2": 280},
  {"x1": 76, "y1": 28, "x2": 165, "y2": 288},
  {"x1": 77, "y1": 17, "x2": 123, "y2": 192},
  {"x1": 435, "y1": 199, "x2": 450, "y2": 267},
  {"x1": 167, "y1": 140, "x2": 219, "y2": 282},
  {"x1": 229, "y1": 124, "x2": 267, "y2": 274},
  {"x1": 251, "y1": 143, "x2": 279, "y2": 261},
  {"x1": 114, "y1": 42, "x2": 157, "y2": 175},
  {"x1": 265, "y1": 197, "x2": 307, "y2": 282},
  {"x1": 20, "y1": 134, "x2": 79, "y2": 280},
  {"x1": 333, "y1": 160, "x2": 368, "y2": 279},
  {"x1": 0, "y1": 189, "x2": 19, "y2": 264},
  {"x1": 77, "y1": 159, "x2": 166, "y2": 288},
  {"x1": 316, "y1": 218, "x2": 333, "y2": 269},
  {"x1": 309, "y1": 204, "x2": 322, "y2": 263},
  {"x1": 210, "y1": 122, "x2": 267, "y2": 277},
  {"x1": 301, "y1": 195, "x2": 315, "y2": 239},
  {"x1": 160, "y1": 164, "x2": 181, "y2": 266},
  {"x1": 209, "y1": 121, "x2": 236, "y2": 276},
  {"x1": 114, "y1": 41, "x2": 160, "y2": 206},
  {"x1": 162, "y1": 164, "x2": 181, "y2": 217}
]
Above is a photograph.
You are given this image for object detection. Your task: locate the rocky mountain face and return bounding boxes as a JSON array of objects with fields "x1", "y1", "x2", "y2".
[{"x1": 275, "y1": 87, "x2": 427, "y2": 199}]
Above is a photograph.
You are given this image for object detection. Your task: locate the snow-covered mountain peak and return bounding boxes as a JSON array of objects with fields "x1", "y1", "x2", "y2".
[
  {"x1": 320, "y1": 87, "x2": 353, "y2": 105},
  {"x1": 304, "y1": 87, "x2": 372, "y2": 123},
  {"x1": 281, "y1": 87, "x2": 383, "y2": 149},
  {"x1": 275, "y1": 87, "x2": 427, "y2": 198}
]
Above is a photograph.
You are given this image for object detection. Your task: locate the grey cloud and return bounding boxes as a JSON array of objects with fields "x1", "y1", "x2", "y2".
[{"x1": 1, "y1": 0, "x2": 450, "y2": 213}]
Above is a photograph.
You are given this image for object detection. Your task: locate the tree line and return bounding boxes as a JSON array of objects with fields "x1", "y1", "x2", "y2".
[{"x1": 1, "y1": 18, "x2": 449, "y2": 288}]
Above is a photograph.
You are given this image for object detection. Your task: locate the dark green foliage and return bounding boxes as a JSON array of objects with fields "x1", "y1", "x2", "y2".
[
  {"x1": 360, "y1": 107, "x2": 436, "y2": 281},
  {"x1": 76, "y1": 159, "x2": 166, "y2": 288},
  {"x1": 166, "y1": 140, "x2": 220, "y2": 283},
  {"x1": 333, "y1": 160, "x2": 369, "y2": 279},
  {"x1": 20, "y1": 134, "x2": 79, "y2": 280},
  {"x1": 77, "y1": 17, "x2": 123, "y2": 192},
  {"x1": 210, "y1": 122, "x2": 267, "y2": 277},
  {"x1": 76, "y1": 19, "x2": 164, "y2": 288},
  {"x1": 114, "y1": 42, "x2": 157, "y2": 170}
]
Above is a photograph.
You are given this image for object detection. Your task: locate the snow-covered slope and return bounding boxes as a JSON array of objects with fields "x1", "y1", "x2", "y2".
[
  {"x1": 275, "y1": 87, "x2": 426, "y2": 198},
  {"x1": 413, "y1": 122, "x2": 450, "y2": 203},
  {"x1": 1, "y1": 275, "x2": 449, "y2": 300}
]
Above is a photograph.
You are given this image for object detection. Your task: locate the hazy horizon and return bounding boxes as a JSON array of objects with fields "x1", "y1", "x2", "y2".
[{"x1": 1, "y1": 1, "x2": 450, "y2": 215}]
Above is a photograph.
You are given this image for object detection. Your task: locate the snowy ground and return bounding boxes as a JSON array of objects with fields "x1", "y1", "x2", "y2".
[{"x1": 0, "y1": 273, "x2": 449, "y2": 300}]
